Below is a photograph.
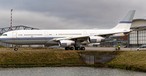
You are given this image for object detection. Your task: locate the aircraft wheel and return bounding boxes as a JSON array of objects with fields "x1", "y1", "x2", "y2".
[{"x1": 14, "y1": 48, "x2": 18, "y2": 51}]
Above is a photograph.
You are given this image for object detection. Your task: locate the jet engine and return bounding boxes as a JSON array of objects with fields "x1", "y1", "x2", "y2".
[
  {"x1": 59, "y1": 40, "x2": 75, "y2": 47},
  {"x1": 89, "y1": 36, "x2": 105, "y2": 43}
]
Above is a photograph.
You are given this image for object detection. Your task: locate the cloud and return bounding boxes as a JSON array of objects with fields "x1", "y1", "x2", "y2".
[
  {"x1": 0, "y1": 10, "x2": 92, "y2": 29},
  {"x1": 0, "y1": 0, "x2": 146, "y2": 29}
]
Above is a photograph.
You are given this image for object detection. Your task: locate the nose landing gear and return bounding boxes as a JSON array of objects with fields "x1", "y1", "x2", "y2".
[{"x1": 14, "y1": 46, "x2": 19, "y2": 51}]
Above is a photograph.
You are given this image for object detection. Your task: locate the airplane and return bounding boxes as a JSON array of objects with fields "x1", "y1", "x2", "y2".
[{"x1": 0, "y1": 10, "x2": 135, "y2": 51}]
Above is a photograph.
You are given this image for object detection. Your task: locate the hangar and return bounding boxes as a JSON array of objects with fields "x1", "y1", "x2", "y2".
[
  {"x1": 101, "y1": 19, "x2": 146, "y2": 47},
  {"x1": 129, "y1": 19, "x2": 146, "y2": 47}
]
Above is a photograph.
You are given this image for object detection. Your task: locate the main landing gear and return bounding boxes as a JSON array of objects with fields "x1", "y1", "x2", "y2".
[
  {"x1": 64, "y1": 46, "x2": 85, "y2": 50},
  {"x1": 64, "y1": 40, "x2": 86, "y2": 50}
]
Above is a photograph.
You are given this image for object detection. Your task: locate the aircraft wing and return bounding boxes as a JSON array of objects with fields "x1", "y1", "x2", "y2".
[{"x1": 52, "y1": 35, "x2": 89, "y2": 42}]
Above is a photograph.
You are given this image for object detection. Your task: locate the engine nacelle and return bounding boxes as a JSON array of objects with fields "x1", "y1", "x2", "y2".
[
  {"x1": 89, "y1": 36, "x2": 105, "y2": 43},
  {"x1": 59, "y1": 40, "x2": 75, "y2": 47}
]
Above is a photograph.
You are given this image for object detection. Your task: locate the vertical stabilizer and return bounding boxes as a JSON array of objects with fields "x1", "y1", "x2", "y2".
[{"x1": 112, "y1": 10, "x2": 135, "y2": 32}]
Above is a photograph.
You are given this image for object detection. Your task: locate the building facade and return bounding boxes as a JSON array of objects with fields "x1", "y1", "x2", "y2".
[{"x1": 129, "y1": 19, "x2": 146, "y2": 47}]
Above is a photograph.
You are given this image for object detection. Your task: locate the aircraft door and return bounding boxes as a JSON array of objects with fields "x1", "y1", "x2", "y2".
[{"x1": 12, "y1": 32, "x2": 17, "y2": 38}]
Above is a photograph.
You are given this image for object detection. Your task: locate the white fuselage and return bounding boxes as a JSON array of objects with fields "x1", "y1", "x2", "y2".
[{"x1": 0, "y1": 28, "x2": 123, "y2": 45}]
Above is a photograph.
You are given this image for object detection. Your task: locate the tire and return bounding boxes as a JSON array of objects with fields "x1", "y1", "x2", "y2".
[{"x1": 14, "y1": 48, "x2": 18, "y2": 51}]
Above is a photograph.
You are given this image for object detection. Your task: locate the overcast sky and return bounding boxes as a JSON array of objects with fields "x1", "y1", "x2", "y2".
[{"x1": 0, "y1": 0, "x2": 145, "y2": 29}]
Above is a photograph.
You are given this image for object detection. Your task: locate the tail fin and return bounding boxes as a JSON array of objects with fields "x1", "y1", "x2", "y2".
[{"x1": 112, "y1": 10, "x2": 135, "y2": 32}]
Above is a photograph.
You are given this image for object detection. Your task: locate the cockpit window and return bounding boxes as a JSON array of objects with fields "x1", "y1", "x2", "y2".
[{"x1": 2, "y1": 34, "x2": 7, "y2": 36}]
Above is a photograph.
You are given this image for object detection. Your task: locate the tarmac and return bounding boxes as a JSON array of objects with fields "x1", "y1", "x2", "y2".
[{"x1": 85, "y1": 47, "x2": 141, "y2": 51}]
